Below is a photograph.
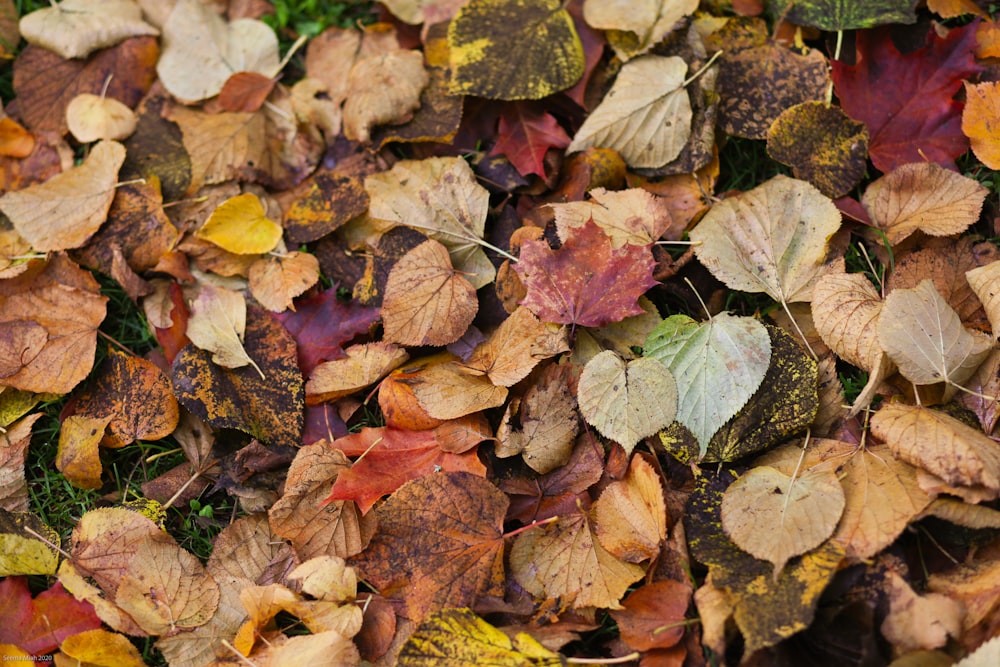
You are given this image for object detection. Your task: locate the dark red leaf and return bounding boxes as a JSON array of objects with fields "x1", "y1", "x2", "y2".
[
  {"x1": 831, "y1": 24, "x2": 982, "y2": 173},
  {"x1": 490, "y1": 101, "x2": 571, "y2": 179},
  {"x1": 275, "y1": 289, "x2": 380, "y2": 375}
]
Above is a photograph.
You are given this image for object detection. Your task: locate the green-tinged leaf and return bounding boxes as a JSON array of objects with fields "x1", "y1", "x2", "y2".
[
  {"x1": 398, "y1": 608, "x2": 563, "y2": 666},
  {"x1": 770, "y1": 0, "x2": 917, "y2": 31},
  {"x1": 0, "y1": 510, "x2": 59, "y2": 576},
  {"x1": 658, "y1": 324, "x2": 817, "y2": 463},
  {"x1": 448, "y1": 0, "x2": 584, "y2": 100},
  {"x1": 644, "y1": 313, "x2": 771, "y2": 457}
]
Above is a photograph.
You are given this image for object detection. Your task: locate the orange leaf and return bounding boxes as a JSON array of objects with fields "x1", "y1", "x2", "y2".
[{"x1": 218, "y1": 71, "x2": 278, "y2": 113}]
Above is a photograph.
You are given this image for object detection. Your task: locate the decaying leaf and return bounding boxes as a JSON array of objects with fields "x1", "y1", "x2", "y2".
[
  {"x1": 343, "y1": 50, "x2": 429, "y2": 144},
  {"x1": 185, "y1": 284, "x2": 263, "y2": 377},
  {"x1": 19, "y1": 0, "x2": 158, "y2": 60}
]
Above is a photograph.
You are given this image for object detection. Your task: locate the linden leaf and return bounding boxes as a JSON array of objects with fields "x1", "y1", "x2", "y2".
[
  {"x1": 515, "y1": 219, "x2": 657, "y2": 328},
  {"x1": 248, "y1": 251, "x2": 321, "y2": 313},
  {"x1": 0, "y1": 140, "x2": 126, "y2": 252},
  {"x1": 0, "y1": 414, "x2": 41, "y2": 512},
  {"x1": 381, "y1": 239, "x2": 478, "y2": 347},
  {"x1": 770, "y1": 0, "x2": 917, "y2": 30},
  {"x1": 465, "y1": 306, "x2": 569, "y2": 388},
  {"x1": 448, "y1": 0, "x2": 584, "y2": 100},
  {"x1": 56, "y1": 414, "x2": 112, "y2": 490},
  {"x1": 551, "y1": 187, "x2": 674, "y2": 248},
  {"x1": 593, "y1": 454, "x2": 667, "y2": 563},
  {"x1": 66, "y1": 94, "x2": 138, "y2": 143},
  {"x1": 19, "y1": 0, "x2": 157, "y2": 60},
  {"x1": 156, "y1": 0, "x2": 279, "y2": 103},
  {"x1": 966, "y1": 260, "x2": 1000, "y2": 337},
  {"x1": 59, "y1": 629, "x2": 146, "y2": 667},
  {"x1": 307, "y1": 343, "x2": 409, "y2": 404},
  {"x1": 567, "y1": 55, "x2": 692, "y2": 169},
  {"x1": 185, "y1": 285, "x2": 263, "y2": 377},
  {"x1": 399, "y1": 608, "x2": 563, "y2": 666},
  {"x1": 582, "y1": 0, "x2": 697, "y2": 61},
  {"x1": 690, "y1": 174, "x2": 842, "y2": 304},
  {"x1": 963, "y1": 80, "x2": 1000, "y2": 169},
  {"x1": 0, "y1": 511, "x2": 60, "y2": 576},
  {"x1": 196, "y1": 193, "x2": 283, "y2": 256},
  {"x1": 510, "y1": 508, "x2": 645, "y2": 609},
  {"x1": 721, "y1": 465, "x2": 845, "y2": 578},
  {"x1": 365, "y1": 157, "x2": 496, "y2": 289},
  {"x1": 812, "y1": 272, "x2": 885, "y2": 372},
  {"x1": 408, "y1": 357, "x2": 509, "y2": 421},
  {"x1": 861, "y1": 162, "x2": 988, "y2": 246},
  {"x1": 343, "y1": 50, "x2": 429, "y2": 144},
  {"x1": 871, "y1": 403, "x2": 1000, "y2": 492},
  {"x1": 644, "y1": 312, "x2": 771, "y2": 457},
  {"x1": 877, "y1": 279, "x2": 992, "y2": 392},
  {"x1": 577, "y1": 350, "x2": 677, "y2": 452},
  {"x1": 350, "y1": 471, "x2": 508, "y2": 620}
]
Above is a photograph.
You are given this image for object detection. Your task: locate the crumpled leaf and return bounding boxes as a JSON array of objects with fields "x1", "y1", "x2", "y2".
[
  {"x1": 398, "y1": 608, "x2": 563, "y2": 666},
  {"x1": 0, "y1": 140, "x2": 125, "y2": 252},
  {"x1": 248, "y1": 251, "x2": 320, "y2": 313},
  {"x1": 510, "y1": 507, "x2": 645, "y2": 609},
  {"x1": 19, "y1": 0, "x2": 157, "y2": 60},
  {"x1": 831, "y1": 24, "x2": 982, "y2": 172},
  {"x1": 381, "y1": 239, "x2": 479, "y2": 347},
  {"x1": 861, "y1": 162, "x2": 988, "y2": 246},
  {"x1": 365, "y1": 157, "x2": 495, "y2": 289},
  {"x1": 551, "y1": 186, "x2": 673, "y2": 248},
  {"x1": 185, "y1": 284, "x2": 263, "y2": 377},
  {"x1": 878, "y1": 279, "x2": 992, "y2": 392},
  {"x1": 343, "y1": 50, "x2": 429, "y2": 144},
  {"x1": 350, "y1": 472, "x2": 508, "y2": 620},
  {"x1": 515, "y1": 219, "x2": 657, "y2": 328},
  {"x1": 691, "y1": 174, "x2": 841, "y2": 304},
  {"x1": 567, "y1": 54, "x2": 692, "y2": 169},
  {"x1": 644, "y1": 312, "x2": 771, "y2": 457},
  {"x1": 582, "y1": 0, "x2": 697, "y2": 61},
  {"x1": 196, "y1": 193, "x2": 283, "y2": 256},
  {"x1": 721, "y1": 465, "x2": 845, "y2": 578},
  {"x1": 307, "y1": 343, "x2": 409, "y2": 404},
  {"x1": 448, "y1": 0, "x2": 584, "y2": 100},
  {"x1": 464, "y1": 306, "x2": 569, "y2": 388},
  {"x1": 578, "y1": 350, "x2": 677, "y2": 452},
  {"x1": 156, "y1": 0, "x2": 279, "y2": 103}
]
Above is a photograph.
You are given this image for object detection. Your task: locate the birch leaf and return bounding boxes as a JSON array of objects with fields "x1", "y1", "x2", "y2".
[
  {"x1": 690, "y1": 174, "x2": 841, "y2": 303},
  {"x1": 877, "y1": 279, "x2": 992, "y2": 391},
  {"x1": 567, "y1": 55, "x2": 691, "y2": 169},
  {"x1": 644, "y1": 313, "x2": 771, "y2": 457}
]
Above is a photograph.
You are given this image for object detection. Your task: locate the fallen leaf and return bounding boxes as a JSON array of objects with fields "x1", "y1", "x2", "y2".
[
  {"x1": 771, "y1": 0, "x2": 916, "y2": 30},
  {"x1": 593, "y1": 454, "x2": 667, "y2": 563},
  {"x1": 0, "y1": 415, "x2": 40, "y2": 512},
  {"x1": 861, "y1": 162, "x2": 988, "y2": 246},
  {"x1": 156, "y1": 0, "x2": 279, "y2": 103},
  {"x1": 283, "y1": 168, "x2": 371, "y2": 245},
  {"x1": 350, "y1": 471, "x2": 508, "y2": 620},
  {"x1": 217, "y1": 71, "x2": 277, "y2": 113},
  {"x1": 967, "y1": 260, "x2": 1000, "y2": 337},
  {"x1": 0, "y1": 140, "x2": 125, "y2": 252},
  {"x1": 644, "y1": 312, "x2": 772, "y2": 457},
  {"x1": 881, "y1": 570, "x2": 963, "y2": 653},
  {"x1": 0, "y1": 511, "x2": 60, "y2": 576},
  {"x1": 448, "y1": 0, "x2": 584, "y2": 100},
  {"x1": 577, "y1": 350, "x2": 677, "y2": 452},
  {"x1": 343, "y1": 50, "x2": 429, "y2": 144},
  {"x1": 582, "y1": 0, "x2": 697, "y2": 60},
  {"x1": 551, "y1": 187, "x2": 674, "y2": 248},
  {"x1": 610, "y1": 580, "x2": 692, "y2": 651},
  {"x1": 877, "y1": 279, "x2": 992, "y2": 392},
  {"x1": 249, "y1": 251, "x2": 321, "y2": 313},
  {"x1": 464, "y1": 305, "x2": 569, "y2": 387},
  {"x1": 515, "y1": 219, "x2": 658, "y2": 328},
  {"x1": 963, "y1": 80, "x2": 1000, "y2": 169},
  {"x1": 307, "y1": 342, "x2": 409, "y2": 404},
  {"x1": 490, "y1": 101, "x2": 572, "y2": 179},
  {"x1": 811, "y1": 272, "x2": 886, "y2": 372},
  {"x1": 871, "y1": 402, "x2": 1000, "y2": 493},
  {"x1": 196, "y1": 193, "x2": 283, "y2": 256},
  {"x1": 0, "y1": 118, "x2": 34, "y2": 159},
  {"x1": 408, "y1": 356, "x2": 509, "y2": 420},
  {"x1": 567, "y1": 54, "x2": 692, "y2": 169},
  {"x1": 365, "y1": 157, "x2": 496, "y2": 289},
  {"x1": 58, "y1": 628, "x2": 147, "y2": 667},
  {"x1": 66, "y1": 93, "x2": 138, "y2": 143},
  {"x1": 185, "y1": 284, "x2": 263, "y2": 377},
  {"x1": 690, "y1": 174, "x2": 842, "y2": 304},
  {"x1": 510, "y1": 507, "x2": 645, "y2": 609},
  {"x1": 831, "y1": 23, "x2": 981, "y2": 172},
  {"x1": 381, "y1": 239, "x2": 479, "y2": 347},
  {"x1": 0, "y1": 577, "x2": 102, "y2": 656},
  {"x1": 19, "y1": 0, "x2": 157, "y2": 60}
]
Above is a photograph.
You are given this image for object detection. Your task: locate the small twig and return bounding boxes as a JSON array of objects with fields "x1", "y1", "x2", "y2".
[
  {"x1": 23, "y1": 525, "x2": 73, "y2": 561},
  {"x1": 566, "y1": 653, "x2": 641, "y2": 665}
]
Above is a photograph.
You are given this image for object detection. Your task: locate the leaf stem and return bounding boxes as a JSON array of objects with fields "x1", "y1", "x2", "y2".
[
  {"x1": 502, "y1": 515, "x2": 558, "y2": 539},
  {"x1": 566, "y1": 653, "x2": 640, "y2": 665},
  {"x1": 682, "y1": 50, "x2": 722, "y2": 89}
]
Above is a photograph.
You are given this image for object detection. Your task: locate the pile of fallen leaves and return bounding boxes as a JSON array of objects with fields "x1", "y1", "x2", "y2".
[{"x1": 5, "y1": 0, "x2": 1000, "y2": 664}]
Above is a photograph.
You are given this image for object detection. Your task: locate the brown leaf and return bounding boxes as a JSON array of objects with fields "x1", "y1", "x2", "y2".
[
  {"x1": 283, "y1": 168, "x2": 371, "y2": 245},
  {"x1": 343, "y1": 50, "x2": 429, "y2": 144},
  {"x1": 382, "y1": 239, "x2": 478, "y2": 347},
  {"x1": 350, "y1": 471, "x2": 508, "y2": 620},
  {"x1": 593, "y1": 454, "x2": 667, "y2": 563},
  {"x1": 610, "y1": 580, "x2": 692, "y2": 651},
  {"x1": 0, "y1": 414, "x2": 40, "y2": 511},
  {"x1": 812, "y1": 271, "x2": 886, "y2": 371},
  {"x1": 408, "y1": 357, "x2": 509, "y2": 421},
  {"x1": 19, "y1": 0, "x2": 158, "y2": 60},
  {"x1": 465, "y1": 306, "x2": 569, "y2": 387},
  {"x1": 881, "y1": 570, "x2": 963, "y2": 653},
  {"x1": 0, "y1": 140, "x2": 125, "y2": 252},
  {"x1": 551, "y1": 187, "x2": 674, "y2": 248},
  {"x1": 306, "y1": 342, "x2": 409, "y2": 404},
  {"x1": 248, "y1": 251, "x2": 321, "y2": 313},
  {"x1": 0, "y1": 254, "x2": 107, "y2": 394},
  {"x1": 218, "y1": 72, "x2": 278, "y2": 113}
]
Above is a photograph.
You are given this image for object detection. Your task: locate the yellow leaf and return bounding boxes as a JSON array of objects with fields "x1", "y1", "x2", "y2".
[
  {"x1": 57, "y1": 414, "x2": 112, "y2": 490},
  {"x1": 593, "y1": 454, "x2": 667, "y2": 563},
  {"x1": 196, "y1": 193, "x2": 283, "y2": 255},
  {"x1": 963, "y1": 80, "x2": 1000, "y2": 170},
  {"x1": 0, "y1": 510, "x2": 59, "y2": 576},
  {"x1": 59, "y1": 628, "x2": 148, "y2": 667}
]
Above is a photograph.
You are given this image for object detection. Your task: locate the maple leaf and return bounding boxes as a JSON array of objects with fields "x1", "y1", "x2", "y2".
[
  {"x1": 514, "y1": 219, "x2": 657, "y2": 328},
  {"x1": 832, "y1": 23, "x2": 982, "y2": 173},
  {"x1": 0, "y1": 576, "x2": 102, "y2": 655},
  {"x1": 490, "y1": 101, "x2": 571, "y2": 179}
]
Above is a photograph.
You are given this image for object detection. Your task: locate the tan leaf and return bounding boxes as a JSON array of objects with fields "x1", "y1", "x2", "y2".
[
  {"x1": 115, "y1": 538, "x2": 221, "y2": 634},
  {"x1": 881, "y1": 571, "x2": 963, "y2": 653},
  {"x1": 871, "y1": 402, "x2": 1000, "y2": 493},
  {"x1": 861, "y1": 162, "x2": 988, "y2": 246},
  {"x1": 877, "y1": 279, "x2": 992, "y2": 391},
  {"x1": 19, "y1": 0, "x2": 158, "y2": 60},
  {"x1": 577, "y1": 351, "x2": 677, "y2": 452},
  {"x1": 582, "y1": 0, "x2": 697, "y2": 60},
  {"x1": 249, "y1": 251, "x2": 321, "y2": 312},
  {"x1": 408, "y1": 358, "x2": 509, "y2": 421},
  {"x1": 0, "y1": 140, "x2": 125, "y2": 252},
  {"x1": 465, "y1": 306, "x2": 569, "y2": 387},
  {"x1": 156, "y1": 0, "x2": 279, "y2": 103},
  {"x1": 288, "y1": 555, "x2": 357, "y2": 603},
  {"x1": 551, "y1": 187, "x2": 674, "y2": 248},
  {"x1": 496, "y1": 362, "x2": 579, "y2": 474},
  {"x1": 343, "y1": 50, "x2": 429, "y2": 144},
  {"x1": 185, "y1": 284, "x2": 263, "y2": 377},
  {"x1": 690, "y1": 174, "x2": 842, "y2": 303},
  {"x1": 721, "y1": 465, "x2": 845, "y2": 577},
  {"x1": 381, "y1": 239, "x2": 478, "y2": 347},
  {"x1": 66, "y1": 93, "x2": 138, "y2": 143},
  {"x1": 966, "y1": 260, "x2": 1000, "y2": 338},
  {"x1": 306, "y1": 342, "x2": 410, "y2": 404},
  {"x1": 0, "y1": 414, "x2": 41, "y2": 511},
  {"x1": 510, "y1": 509, "x2": 645, "y2": 609},
  {"x1": 56, "y1": 414, "x2": 112, "y2": 490},
  {"x1": 567, "y1": 55, "x2": 692, "y2": 169},
  {"x1": 811, "y1": 272, "x2": 886, "y2": 371},
  {"x1": 593, "y1": 454, "x2": 667, "y2": 563}
]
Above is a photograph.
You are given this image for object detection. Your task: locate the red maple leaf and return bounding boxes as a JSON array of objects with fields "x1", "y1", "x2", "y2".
[
  {"x1": 276, "y1": 288, "x2": 380, "y2": 375},
  {"x1": 490, "y1": 101, "x2": 571, "y2": 179},
  {"x1": 831, "y1": 23, "x2": 982, "y2": 173},
  {"x1": 514, "y1": 219, "x2": 657, "y2": 328},
  {"x1": 0, "y1": 577, "x2": 101, "y2": 655}
]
